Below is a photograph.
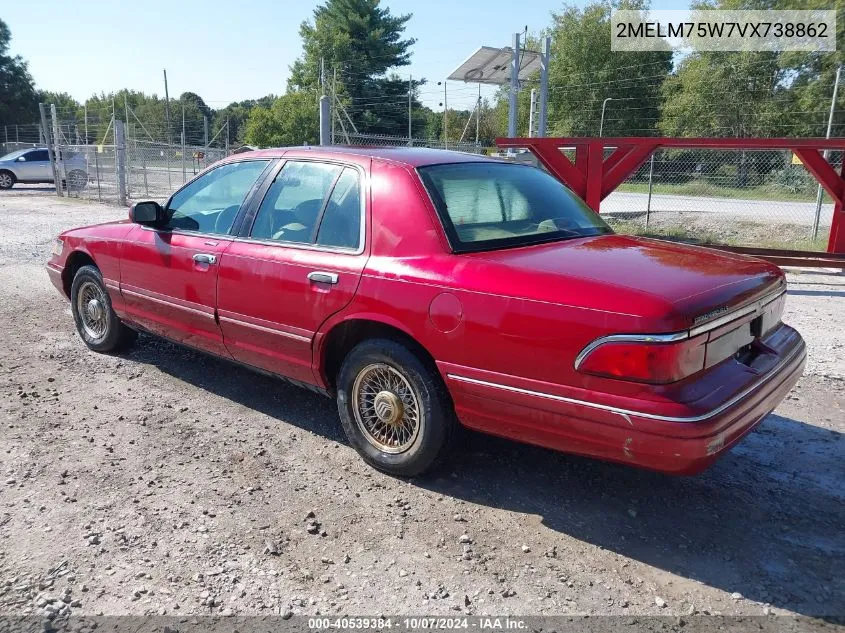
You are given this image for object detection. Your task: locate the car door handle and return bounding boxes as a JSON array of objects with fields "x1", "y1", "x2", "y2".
[
  {"x1": 192, "y1": 253, "x2": 217, "y2": 264},
  {"x1": 307, "y1": 271, "x2": 339, "y2": 285}
]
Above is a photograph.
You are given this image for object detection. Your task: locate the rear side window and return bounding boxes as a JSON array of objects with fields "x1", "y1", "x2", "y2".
[
  {"x1": 316, "y1": 168, "x2": 361, "y2": 249},
  {"x1": 419, "y1": 162, "x2": 611, "y2": 252},
  {"x1": 251, "y1": 161, "x2": 341, "y2": 243},
  {"x1": 252, "y1": 162, "x2": 362, "y2": 250},
  {"x1": 26, "y1": 150, "x2": 49, "y2": 162}
]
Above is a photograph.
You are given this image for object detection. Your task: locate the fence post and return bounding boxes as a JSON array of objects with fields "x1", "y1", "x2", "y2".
[
  {"x1": 115, "y1": 119, "x2": 127, "y2": 206},
  {"x1": 39, "y1": 103, "x2": 62, "y2": 197},
  {"x1": 645, "y1": 153, "x2": 655, "y2": 231},
  {"x1": 50, "y1": 104, "x2": 66, "y2": 194},
  {"x1": 94, "y1": 148, "x2": 102, "y2": 203},
  {"x1": 319, "y1": 96, "x2": 330, "y2": 145},
  {"x1": 181, "y1": 105, "x2": 186, "y2": 183}
]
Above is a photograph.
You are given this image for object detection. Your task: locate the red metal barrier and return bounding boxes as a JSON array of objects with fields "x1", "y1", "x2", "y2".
[{"x1": 495, "y1": 137, "x2": 845, "y2": 261}]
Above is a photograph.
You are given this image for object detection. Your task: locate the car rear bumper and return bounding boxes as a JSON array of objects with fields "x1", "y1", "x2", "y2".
[{"x1": 440, "y1": 327, "x2": 806, "y2": 475}]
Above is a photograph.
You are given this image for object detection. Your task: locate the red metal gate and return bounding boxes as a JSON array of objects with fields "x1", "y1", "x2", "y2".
[{"x1": 496, "y1": 136, "x2": 845, "y2": 267}]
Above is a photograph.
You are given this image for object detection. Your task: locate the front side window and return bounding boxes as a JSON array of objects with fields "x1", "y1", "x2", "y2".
[
  {"x1": 165, "y1": 160, "x2": 270, "y2": 234},
  {"x1": 251, "y1": 161, "x2": 362, "y2": 250},
  {"x1": 418, "y1": 162, "x2": 611, "y2": 252}
]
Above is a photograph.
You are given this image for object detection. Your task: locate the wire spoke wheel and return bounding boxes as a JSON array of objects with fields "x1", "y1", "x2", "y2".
[
  {"x1": 352, "y1": 363, "x2": 421, "y2": 454},
  {"x1": 75, "y1": 281, "x2": 109, "y2": 340}
]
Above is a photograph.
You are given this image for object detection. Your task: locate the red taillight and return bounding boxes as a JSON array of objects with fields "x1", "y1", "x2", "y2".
[{"x1": 577, "y1": 335, "x2": 707, "y2": 384}]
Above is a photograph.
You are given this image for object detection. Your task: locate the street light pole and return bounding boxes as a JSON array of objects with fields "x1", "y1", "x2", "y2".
[{"x1": 599, "y1": 97, "x2": 614, "y2": 138}]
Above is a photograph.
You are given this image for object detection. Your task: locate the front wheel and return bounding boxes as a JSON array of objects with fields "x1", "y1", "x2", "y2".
[
  {"x1": 70, "y1": 265, "x2": 137, "y2": 352},
  {"x1": 336, "y1": 338, "x2": 456, "y2": 477}
]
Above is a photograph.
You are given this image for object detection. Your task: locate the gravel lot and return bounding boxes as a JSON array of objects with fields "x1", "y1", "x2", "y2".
[{"x1": 0, "y1": 190, "x2": 843, "y2": 623}]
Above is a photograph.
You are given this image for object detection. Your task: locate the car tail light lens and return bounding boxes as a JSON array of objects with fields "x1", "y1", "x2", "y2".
[{"x1": 577, "y1": 335, "x2": 707, "y2": 384}]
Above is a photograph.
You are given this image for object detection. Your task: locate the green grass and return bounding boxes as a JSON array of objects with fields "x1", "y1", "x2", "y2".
[
  {"x1": 616, "y1": 180, "x2": 831, "y2": 203},
  {"x1": 606, "y1": 218, "x2": 830, "y2": 252}
]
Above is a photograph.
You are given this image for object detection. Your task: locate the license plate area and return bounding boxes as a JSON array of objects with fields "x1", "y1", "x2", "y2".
[
  {"x1": 703, "y1": 292, "x2": 785, "y2": 369},
  {"x1": 705, "y1": 321, "x2": 756, "y2": 368}
]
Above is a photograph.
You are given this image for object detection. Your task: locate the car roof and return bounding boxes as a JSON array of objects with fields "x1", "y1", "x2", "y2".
[{"x1": 230, "y1": 146, "x2": 505, "y2": 168}]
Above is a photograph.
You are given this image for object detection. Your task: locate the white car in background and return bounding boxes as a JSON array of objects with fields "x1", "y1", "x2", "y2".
[{"x1": 0, "y1": 147, "x2": 88, "y2": 190}]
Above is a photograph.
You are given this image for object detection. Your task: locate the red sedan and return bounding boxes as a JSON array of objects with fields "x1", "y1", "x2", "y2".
[{"x1": 47, "y1": 147, "x2": 806, "y2": 476}]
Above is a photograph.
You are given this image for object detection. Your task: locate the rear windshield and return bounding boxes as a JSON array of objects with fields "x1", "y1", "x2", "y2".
[{"x1": 418, "y1": 162, "x2": 611, "y2": 252}]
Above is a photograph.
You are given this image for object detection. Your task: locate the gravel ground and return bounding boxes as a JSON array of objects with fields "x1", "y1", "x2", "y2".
[{"x1": 0, "y1": 191, "x2": 843, "y2": 623}]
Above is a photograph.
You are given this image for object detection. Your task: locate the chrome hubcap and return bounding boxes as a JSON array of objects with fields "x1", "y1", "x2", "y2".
[
  {"x1": 0, "y1": 174, "x2": 11, "y2": 187},
  {"x1": 352, "y1": 364, "x2": 421, "y2": 453},
  {"x1": 76, "y1": 281, "x2": 108, "y2": 339}
]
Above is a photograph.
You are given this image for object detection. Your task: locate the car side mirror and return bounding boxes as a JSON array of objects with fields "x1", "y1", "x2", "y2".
[
  {"x1": 129, "y1": 201, "x2": 164, "y2": 226},
  {"x1": 16, "y1": 156, "x2": 26, "y2": 162}
]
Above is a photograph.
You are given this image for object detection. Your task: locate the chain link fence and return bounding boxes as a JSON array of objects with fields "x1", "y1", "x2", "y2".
[
  {"x1": 6, "y1": 111, "x2": 841, "y2": 251},
  {"x1": 600, "y1": 148, "x2": 841, "y2": 252},
  {"x1": 125, "y1": 141, "x2": 227, "y2": 202},
  {"x1": 333, "y1": 131, "x2": 486, "y2": 154},
  {"x1": 48, "y1": 139, "x2": 227, "y2": 204}
]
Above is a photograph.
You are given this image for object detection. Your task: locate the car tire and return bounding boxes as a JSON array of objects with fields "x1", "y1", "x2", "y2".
[
  {"x1": 0, "y1": 170, "x2": 15, "y2": 190},
  {"x1": 336, "y1": 338, "x2": 456, "y2": 477},
  {"x1": 70, "y1": 265, "x2": 137, "y2": 352}
]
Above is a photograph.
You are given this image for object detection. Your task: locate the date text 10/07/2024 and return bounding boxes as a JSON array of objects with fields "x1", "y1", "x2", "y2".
[{"x1": 308, "y1": 617, "x2": 528, "y2": 630}]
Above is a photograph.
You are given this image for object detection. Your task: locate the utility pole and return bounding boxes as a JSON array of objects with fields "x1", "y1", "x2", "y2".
[
  {"x1": 813, "y1": 62, "x2": 841, "y2": 241},
  {"x1": 84, "y1": 103, "x2": 88, "y2": 144},
  {"x1": 476, "y1": 84, "x2": 481, "y2": 146},
  {"x1": 163, "y1": 69, "x2": 172, "y2": 144},
  {"x1": 39, "y1": 104, "x2": 62, "y2": 196},
  {"x1": 408, "y1": 74, "x2": 412, "y2": 145},
  {"x1": 203, "y1": 115, "x2": 209, "y2": 152},
  {"x1": 538, "y1": 36, "x2": 551, "y2": 138},
  {"x1": 439, "y1": 81, "x2": 448, "y2": 149},
  {"x1": 508, "y1": 32, "x2": 521, "y2": 138},
  {"x1": 225, "y1": 117, "x2": 229, "y2": 155}
]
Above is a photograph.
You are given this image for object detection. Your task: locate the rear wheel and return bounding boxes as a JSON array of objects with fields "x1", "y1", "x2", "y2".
[
  {"x1": 70, "y1": 265, "x2": 136, "y2": 352},
  {"x1": 0, "y1": 170, "x2": 15, "y2": 190},
  {"x1": 336, "y1": 338, "x2": 456, "y2": 477}
]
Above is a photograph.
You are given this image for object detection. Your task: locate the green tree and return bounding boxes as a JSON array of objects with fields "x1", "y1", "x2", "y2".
[
  {"x1": 36, "y1": 91, "x2": 81, "y2": 118},
  {"x1": 542, "y1": 1, "x2": 672, "y2": 137},
  {"x1": 289, "y1": 0, "x2": 423, "y2": 136},
  {"x1": 244, "y1": 91, "x2": 319, "y2": 147},
  {"x1": 0, "y1": 19, "x2": 38, "y2": 123},
  {"x1": 214, "y1": 96, "x2": 277, "y2": 146},
  {"x1": 659, "y1": 51, "x2": 786, "y2": 138}
]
